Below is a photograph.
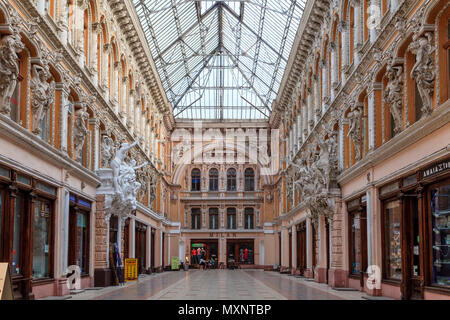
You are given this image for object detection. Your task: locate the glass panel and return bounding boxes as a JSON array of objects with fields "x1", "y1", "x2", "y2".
[
  {"x1": 12, "y1": 194, "x2": 22, "y2": 275},
  {"x1": 384, "y1": 199, "x2": 402, "y2": 280},
  {"x1": 380, "y1": 181, "x2": 399, "y2": 196},
  {"x1": 75, "y1": 212, "x2": 88, "y2": 274},
  {"x1": 0, "y1": 166, "x2": 10, "y2": 178},
  {"x1": 431, "y1": 184, "x2": 450, "y2": 287},
  {"x1": 36, "y1": 182, "x2": 56, "y2": 195},
  {"x1": 403, "y1": 174, "x2": 417, "y2": 187},
  {"x1": 17, "y1": 174, "x2": 31, "y2": 185},
  {"x1": 33, "y1": 199, "x2": 51, "y2": 279},
  {"x1": 351, "y1": 212, "x2": 361, "y2": 274}
]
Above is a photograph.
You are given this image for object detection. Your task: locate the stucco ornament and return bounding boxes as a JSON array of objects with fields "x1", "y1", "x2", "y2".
[
  {"x1": 346, "y1": 103, "x2": 362, "y2": 161},
  {"x1": 117, "y1": 158, "x2": 148, "y2": 206},
  {"x1": 101, "y1": 135, "x2": 115, "y2": 167},
  {"x1": 0, "y1": 33, "x2": 24, "y2": 116},
  {"x1": 31, "y1": 64, "x2": 55, "y2": 135},
  {"x1": 383, "y1": 64, "x2": 404, "y2": 134},
  {"x1": 73, "y1": 106, "x2": 89, "y2": 162},
  {"x1": 408, "y1": 32, "x2": 435, "y2": 117}
]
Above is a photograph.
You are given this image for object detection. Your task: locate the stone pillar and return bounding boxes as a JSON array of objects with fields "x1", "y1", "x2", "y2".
[
  {"x1": 369, "y1": 0, "x2": 379, "y2": 43},
  {"x1": 302, "y1": 98, "x2": 308, "y2": 140},
  {"x1": 219, "y1": 207, "x2": 225, "y2": 228},
  {"x1": 329, "y1": 42, "x2": 337, "y2": 100},
  {"x1": 320, "y1": 59, "x2": 328, "y2": 112},
  {"x1": 291, "y1": 225, "x2": 297, "y2": 269},
  {"x1": 307, "y1": 87, "x2": 313, "y2": 132},
  {"x1": 306, "y1": 217, "x2": 311, "y2": 270},
  {"x1": 147, "y1": 226, "x2": 151, "y2": 269},
  {"x1": 61, "y1": 189, "x2": 70, "y2": 274},
  {"x1": 313, "y1": 75, "x2": 321, "y2": 122},
  {"x1": 368, "y1": 82, "x2": 381, "y2": 152},
  {"x1": 338, "y1": 119, "x2": 345, "y2": 171},
  {"x1": 93, "y1": 119, "x2": 100, "y2": 170},
  {"x1": 202, "y1": 207, "x2": 207, "y2": 229},
  {"x1": 296, "y1": 114, "x2": 302, "y2": 147}
]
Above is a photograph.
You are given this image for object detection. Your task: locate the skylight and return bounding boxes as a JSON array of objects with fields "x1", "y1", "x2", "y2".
[{"x1": 133, "y1": 0, "x2": 306, "y2": 120}]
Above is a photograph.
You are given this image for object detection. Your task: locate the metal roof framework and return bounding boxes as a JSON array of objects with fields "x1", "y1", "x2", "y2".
[{"x1": 133, "y1": 0, "x2": 306, "y2": 120}]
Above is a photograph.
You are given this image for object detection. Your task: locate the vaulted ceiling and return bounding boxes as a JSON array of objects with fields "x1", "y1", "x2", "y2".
[{"x1": 133, "y1": 0, "x2": 306, "y2": 120}]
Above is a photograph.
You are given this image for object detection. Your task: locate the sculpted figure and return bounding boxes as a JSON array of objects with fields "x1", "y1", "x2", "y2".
[
  {"x1": 0, "y1": 33, "x2": 24, "y2": 115},
  {"x1": 110, "y1": 136, "x2": 143, "y2": 193},
  {"x1": 73, "y1": 107, "x2": 89, "y2": 162},
  {"x1": 346, "y1": 104, "x2": 362, "y2": 160},
  {"x1": 31, "y1": 65, "x2": 55, "y2": 135},
  {"x1": 383, "y1": 65, "x2": 404, "y2": 134},
  {"x1": 101, "y1": 135, "x2": 115, "y2": 167},
  {"x1": 408, "y1": 32, "x2": 435, "y2": 117}
]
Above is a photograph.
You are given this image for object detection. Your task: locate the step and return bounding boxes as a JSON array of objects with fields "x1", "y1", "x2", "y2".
[
  {"x1": 40, "y1": 295, "x2": 72, "y2": 300},
  {"x1": 362, "y1": 295, "x2": 396, "y2": 300},
  {"x1": 70, "y1": 289, "x2": 86, "y2": 295},
  {"x1": 332, "y1": 287, "x2": 358, "y2": 291},
  {"x1": 85, "y1": 287, "x2": 104, "y2": 290}
]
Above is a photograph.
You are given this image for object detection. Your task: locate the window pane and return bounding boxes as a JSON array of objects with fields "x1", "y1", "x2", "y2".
[
  {"x1": 431, "y1": 184, "x2": 450, "y2": 287},
  {"x1": 33, "y1": 199, "x2": 51, "y2": 279},
  {"x1": 351, "y1": 213, "x2": 361, "y2": 274},
  {"x1": 385, "y1": 199, "x2": 402, "y2": 280},
  {"x1": 76, "y1": 213, "x2": 88, "y2": 274},
  {"x1": 12, "y1": 194, "x2": 22, "y2": 275}
]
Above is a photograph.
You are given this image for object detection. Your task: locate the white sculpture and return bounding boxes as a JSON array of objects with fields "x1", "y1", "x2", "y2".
[
  {"x1": 31, "y1": 65, "x2": 55, "y2": 135},
  {"x1": 101, "y1": 135, "x2": 115, "y2": 167},
  {"x1": 116, "y1": 158, "x2": 148, "y2": 206},
  {"x1": 0, "y1": 33, "x2": 24, "y2": 115},
  {"x1": 408, "y1": 32, "x2": 435, "y2": 117},
  {"x1": 73, "y1": 107, "x2": 89, "y2": 162},
  {"x1": 383, "y1": 65, "x2": 404, "y2": 134}
]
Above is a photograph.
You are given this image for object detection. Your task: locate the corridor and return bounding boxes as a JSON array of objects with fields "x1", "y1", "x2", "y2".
[{"x1": 68, "y1": 270, "x2": 365, "y2": 300}]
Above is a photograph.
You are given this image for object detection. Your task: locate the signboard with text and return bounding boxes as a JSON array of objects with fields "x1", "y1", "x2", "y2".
[{"x1": 124, "y1": 258, "x2": 138, "y2": 281}]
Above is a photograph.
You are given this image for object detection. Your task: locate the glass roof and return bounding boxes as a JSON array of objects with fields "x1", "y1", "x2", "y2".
[{"x1": 133, "y1": 0, "x2": 306, "y2": 120}]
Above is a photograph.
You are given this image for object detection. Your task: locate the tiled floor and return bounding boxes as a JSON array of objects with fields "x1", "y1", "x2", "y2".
[{"x1": 66, "y1": 270, "x2": 370, "y2": 300}]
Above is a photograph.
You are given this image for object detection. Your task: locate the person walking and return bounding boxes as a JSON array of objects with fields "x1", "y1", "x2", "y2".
[
  {"x1": 197, "y1": 247, "x2": 201, "y2": 265},
  {"x1": 244, "y1": 248, "x2": 249, "y2": 264},
  {"x1": 191, "y1": 248, "x2": 197, "y2": 264}
]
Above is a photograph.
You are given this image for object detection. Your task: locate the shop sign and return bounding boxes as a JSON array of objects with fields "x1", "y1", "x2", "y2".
[
  {"x1": 423, "y1": 159, "x2": 450, "y2": 178},
  {"x1": 191, "y1": 243, "x2": 204, "y2": 248},
  {"x1": 171, "y1": 257, "x2": 180, "y2": 270},
  {"x1": 124, "y1": 258, "x2": 138, "y2": 281},
  {"x1": 0, "y1": 263, "x2": 13, "y2": 300}
]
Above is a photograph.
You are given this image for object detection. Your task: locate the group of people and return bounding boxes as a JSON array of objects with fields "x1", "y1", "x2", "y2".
[{"x1": 191, "y1": 247, "x2": 215, "y2": 269}]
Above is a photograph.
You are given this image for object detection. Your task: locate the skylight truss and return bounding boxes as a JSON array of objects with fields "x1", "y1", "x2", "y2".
[{"x1": 133, "y1": 0, "x2": 306, "y2": 120}]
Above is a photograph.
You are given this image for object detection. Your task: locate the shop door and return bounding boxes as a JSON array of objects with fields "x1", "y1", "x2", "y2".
[
  {"x1": 296, "y1": 222, "x2": 307, "y2": 275},
  {"x1": 403, "y1": 194, "x2": 423, "y2": 299}
]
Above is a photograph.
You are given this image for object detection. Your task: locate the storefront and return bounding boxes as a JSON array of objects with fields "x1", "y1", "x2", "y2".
[
  {"x1": 379, "y1": 157, "x2": 450, "y2": 299},
  {"x1": 190, "y1": 239, "x2": 218, "y2": 263},
  {"x1": 0, "y1": 165, "x2": 57, "y2": 299},
  {"x1": 135, "y1": 221, "x2": 147, "y2": 274},
  {"x1": 226, "y1": 239, "x2": 254, "y2": 265}
]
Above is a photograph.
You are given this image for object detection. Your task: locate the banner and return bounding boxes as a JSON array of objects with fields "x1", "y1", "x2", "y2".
[
  {"x1": 171, "y1": 257, "x2": 180, "y2": 270},
  {"x1": 124, "y1": 258, "x2": 138, "y2": 281}
]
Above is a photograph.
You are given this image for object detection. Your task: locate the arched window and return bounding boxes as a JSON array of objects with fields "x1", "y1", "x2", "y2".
[
  {"x1": 191, "y1": 168, "x2": 201, "y2": 191},
  {"x1": 209, "y1": 208, "x2": 219, "y2": 229},
  {"x1": 244, "y1": 208, "x2": 254, "y2": 229},
  {"x1": 244, "y1": 168, "x2": 255, "y2": 191},
  {"x1": 227, "y1": 168, "x2": 236, "y2": 191},
  {"x1": 209, "y1": 168, "x2": 218, "y2": 191},
  {"x1": 227, "y1": 208, "x2": 236, "y2": 229}
]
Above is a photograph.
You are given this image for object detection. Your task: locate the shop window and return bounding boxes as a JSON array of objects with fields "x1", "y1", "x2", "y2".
[
  {"x1": 244, "y1": 168, "x2": 255, "y2": 191},
  {"x1": 32, "y1": 198, "x2": 52, "y2": 279},
  {"x1": 68, "y1": 208, "x2": 89, "y2": 275},
  {"x1": 244, "y1": 208, "x2": 254, "y2": 229},
  {"x1": 430, "y1": 183, "x2": 450, "y2": 287},
  {"x1": 191, "y1": 168, "x2": 201, "y2": 191},
  {"x1": 350, "y1": 212, "x2": 361, "y2": 275},
  {"x1": 209, "y1": 208, "x2": 218, "y2": 229},
  {"x1": 209, "y1": 168, "x2": 218, "y2": 191},
  {"x1": 384, "y1": 199, "x2": 402, "y2": 280},
  {"x1": 191, "y1": 208, "x2": 201, "y2": 229},
  {"x1": 12, "y1": 194, "x2": 23, "y2": 275},
  {"x1": 109, "y1": 215, "x2": 118, "y2": 245},
  {"x1": 227, "y1": 208, "x2": 236, "y2": 229},
  {"x1": 227, "y1": 168, "x2": 236, "y2": 191}
]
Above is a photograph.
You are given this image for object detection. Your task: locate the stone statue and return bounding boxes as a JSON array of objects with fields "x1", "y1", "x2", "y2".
[
  {"x1": 31, "y1": 64, "x2": 55, "y2": 135},
  {"x1": 101, "y1": 135, "x2": 115, "y2": 167},
  {"x1": 346, "y1": 104, "x2": 362, "y2": 160},
  {"x1": 0, "y1": 33, "x2": 24, "y2": 115},
  {"x1": 383, "y1": 65, "x2": 404, "y2": 134},
  {"x1": 117, "y1": 159, "x2": 148, "y2": 204},
  {"x1": 110, "y1": 136, "x2": 143, "y2": 194},
  {"x1": 408, "y1": 32, "x2": 435, "y2": 117},
  {"x1": 73, "y1": 107, "x2": 89, "y2": 162}
]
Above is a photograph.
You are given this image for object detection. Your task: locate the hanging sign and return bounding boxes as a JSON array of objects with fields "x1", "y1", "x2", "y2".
[
  {"x1": 124, "y1": 258, "x2": 138, "y2": 281},
  {"x1": 0, "y1": 263, "x2": 13, "y2": 300}
]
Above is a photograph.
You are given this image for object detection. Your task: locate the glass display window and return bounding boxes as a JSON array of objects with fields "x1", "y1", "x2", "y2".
[
  {"x1": 32, "y1": 198, "x2": 52, "y2": 279},
  {"x1": 384, "y1": 199, "x2": 402, "y2": 280},
  {"x1": 350, "y1": 212, "x2": 361, "y2": 275},
  {"x1": 12, "y1": 194, "x2": 23, "y2": 275},
  {"x1": 430, "y1": 183, "x2": 450, "y2": 287}
]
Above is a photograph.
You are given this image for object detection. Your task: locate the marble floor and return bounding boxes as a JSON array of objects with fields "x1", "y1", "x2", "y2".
[{"x1": 66, "y1": 270, "x2": 369, "y2": 300}]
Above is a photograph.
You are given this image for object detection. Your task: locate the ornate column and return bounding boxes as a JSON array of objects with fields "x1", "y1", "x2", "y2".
[
  {"x1": 302, "y1": 98, "x2": 308, "y2": 140},
  {"x1": 367, "y1": 81, "x2": 382, "y2": 152},
  {"x1": 338, "y1": 118, "x2": 345, "y2": 171},
  {"x1": 57, "y1": 83, "x2": 70, "y2": 153},
  {"x1": 130, "y1": 217, "x2": 136, "y2": 258},
  {"x1": 105, "y1": 213, "x2": 111, "y2": 268},
  {"x1": 320, "y1": 59, "x2": 329, "y2": 112},
  {"x1": 329, "y1": 42, "x2": 337, "y2": 100},
  {"x1": 369, "y1": 0, "x2": 379, "y2": 44},
  {"x1": 201, "y1": 206, "x2": 207, "y2": 229},
  {"x1": 219, "y1": 206, "x2": 225, "y2": 229},
  {"x1": 238, "y1": 206, "x2": 243, "y2": 229},
  {"x1": 339, "y1": 20, "x2": 349, "y2": 73},
  {"x1": 313, "y1": 75, "x2": 321, "y2": 122},
  {"x1": 307, "y1": 87, "x2": 314, "y2": 131}
]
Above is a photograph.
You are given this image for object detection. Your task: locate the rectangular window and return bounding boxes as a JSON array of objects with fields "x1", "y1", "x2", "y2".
[
  {"x1": 384, "y1": 199, "x2": 402, "y2": 280},
  {"x1": 191, "y1": 208, "x2": 201, "y2": 229},
  {"x1": 12, "y1": 194, "x2": 23, "y2": 275},
  {"x1": 430, "y1": 183, "x2": 450, "y2": 287},
  {"x1": 209, "y1": 208, "x2": 218, "y2": 229},
  {"x1": 69, "y1": 209, "x2": 89, "y2": 274},
  {"x1": 32, "y1": 199, "x2": 52, "y2": 279},
  {"x1": 244, "y1": 209, "x2": 254, "y2": 229},
  {"x1": 227, "y1": 213, "x2": 236, "y2": 229},
  {"x1": 350, "y1": 212, "x2": 361, "y2": 274}
]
